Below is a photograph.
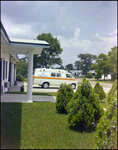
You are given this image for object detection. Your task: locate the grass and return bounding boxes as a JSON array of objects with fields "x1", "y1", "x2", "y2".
[
  {"x1": 5, "y1": 91, "x2": 57, "y2": 96},
  {"x1": 76, "y1": 77, "x2": 114, "y2": 84},
  {"x1": 100, "y1": 93, "x2": 108, "y2": 109},
  {"x1": 1, "y1": 103, "x2": 22, "y2": 149},
  {"x1": 1, "y1": 102, "x2": 96, "y2": 149}
]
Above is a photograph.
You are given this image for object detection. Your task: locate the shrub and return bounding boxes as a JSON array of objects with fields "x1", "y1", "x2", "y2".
[
  {"x1": 87, "y1": 73, "x2": 93, "y2": 79},
  {"x1": 95, "y1": 74, "x2": 101, "y2": 80},
  {"x1": 94, "y1": 89, "x2": 117, "y2": 149},
  {"x1": 55, "y1": 83, "x2": 74, "y2": 113},
  {"x1": 66, "y1": 78, "x2": 104, "y2": 129},
  {"x1": 93, "y1": 82, "x2": 106, "y2": 100},
  {"x1": 107, "y1": 79, "x2": 117, "y2": 104},
  {"x1": 16, "y1": 74, "x2": 25, "y2": 81}
]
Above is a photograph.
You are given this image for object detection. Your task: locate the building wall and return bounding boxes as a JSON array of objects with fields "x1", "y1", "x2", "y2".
[
  {"x1": 1, "y1": 53, "x2": 17, "y2": 94},
  {"x1": 101, "y1": 74, "x2": 111, "y2": 80}
]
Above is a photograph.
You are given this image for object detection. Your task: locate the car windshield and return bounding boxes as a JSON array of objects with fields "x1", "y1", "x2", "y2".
[{"x1": 66, "y1": 74, "x2": 72, "y2": 78}]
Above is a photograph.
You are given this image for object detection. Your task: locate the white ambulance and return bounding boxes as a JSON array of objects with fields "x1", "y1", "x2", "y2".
[{"x1": 33, "y1": 68, "x2": 78, "y2": 89}]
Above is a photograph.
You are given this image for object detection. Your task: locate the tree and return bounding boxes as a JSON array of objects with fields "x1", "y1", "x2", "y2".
[
  {"x1": 16, "y1": 57, "x2": 28, "y2": 78},
  {"x1": 65, "y1": 63, "x2": 74, "y2": 71},
  {"x1": 33, "y1": 55, "x2": 41, "y2": 70},
  {"x1": 95, "y1": 73, "x2": 101, "y2": 80},
  {"x1": 35, "y1": 33, "x2": 63, "y2": 68},
  {"x1": 93, "y1": 82, "x2": 106, "y2": 100},
  {"x1": 108, "y1": 46, "x2": 117, "y2": 81},
  {"x1": 55, "y1": 83, "x2": 74, "y2": 113},
  {"x1": 66, "y1": 78, "x2": 104, "y2": 129},
  {"x1": 91, "y1": 53, "x2": 109, "y2": 81},
  {"x1": 74, "y1": 61, "x2": 82, "y2": 70},
  {"x1": 107, "y1": 79, "x2": 117, "y2": 104},
  {"x1": 75, "y1": 53, "x2": 97, "y2": 77},
  {"x1": 87, "y1": 73, "x2": 93, "y2": 79},
  {"x1": 94, "y1": 80, "x2": 117, "y2": 149}
]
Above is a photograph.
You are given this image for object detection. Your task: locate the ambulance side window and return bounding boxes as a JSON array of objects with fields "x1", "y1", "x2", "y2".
[
  {"x1": 66, "y1": 74, "x2": 72, "y2": 78},
  {"x1": 57, "y1": 73, "x2": 61, "y2": 77},
  {"x1": 51, "y1": 73, "x2": 56, "y2": 77}
]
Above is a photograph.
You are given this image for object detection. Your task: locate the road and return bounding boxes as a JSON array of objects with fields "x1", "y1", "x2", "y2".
[{"x1": 23, "y1": 79, "x2": 112, "y2": 93}]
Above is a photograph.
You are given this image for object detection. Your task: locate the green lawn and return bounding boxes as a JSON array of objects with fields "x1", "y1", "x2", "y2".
[
  {"x1": 100, "y1": 94, "x2": 108, "y2": 109},
  {"x1": 1, "y1": 102, "x2": 95, "y2": 149},
  {"x1": 77, "y1": 77, "x2": 114, "y2": 84},
  {"x1": 5, "y1": 91, "x2": 57, "y2": 96}
]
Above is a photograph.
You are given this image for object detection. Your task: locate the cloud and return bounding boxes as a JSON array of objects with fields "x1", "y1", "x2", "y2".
[
  {"x1": 108, "y1": 29, "x2": 117, "y2": 35},
  {"x1": 74, "y1": 28, "x2": 81, "y2": 38},
  {"x1": 2, "y1": 18, "x2": 37, "y2": 39},
  {"x1": 1, "y1": 1, "x2": 117, "y2": 67}
]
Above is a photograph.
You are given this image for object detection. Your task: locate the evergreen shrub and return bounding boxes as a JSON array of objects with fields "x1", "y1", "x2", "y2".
[
  {"x1": 66, "y1": 78, "x2": 104, "y2": 129},
  {"x1": 87, "y1": 73, "x2": 93, "y2": 78},
  {"x1": 93, "y1": 82, "x2": 106, "y2": 100},
  {"x1": 107, "y1": 79, "x2": 117, "y2": 104},
  {"x1": 55, "y1": 83, "x2": 74, "y2": 113},
  {"x1": 94, "y1": 89, "x2": 117, "y2": 149}
]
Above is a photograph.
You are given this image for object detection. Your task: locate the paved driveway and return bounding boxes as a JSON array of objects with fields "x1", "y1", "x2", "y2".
[{"x1": 23, "y1": 79, "x2": 112, "y2": 93}]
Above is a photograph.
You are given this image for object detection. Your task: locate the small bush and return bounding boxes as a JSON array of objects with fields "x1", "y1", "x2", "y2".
[
  {"x1": 94, "y1": 89, "x2": 117, "y2": 149},
  {"x1": 94, "y1": 82, "x2": 106, "y2": 100},
  {"x1": 55, "y1": 83, "x2": 74, "y2": 113},
  {"x1": 66, "y1": 78, "x2": 104, "y2": 129},
  {"x1": 16, "y1": 74, "x2": 24, "y2": 81},
  {"x1": 87, "y1": 73, "x2": 93, "y2": 79},
  {"x1": 95, "y1": 74, "x2": 101, "y2": 80},
  {"x1": 107, "y1": 79, "x2": 117, "y2": 104}
]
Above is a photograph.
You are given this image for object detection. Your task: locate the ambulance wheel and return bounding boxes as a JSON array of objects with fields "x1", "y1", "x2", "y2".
[
  {"x1": 43, "y1": 83, "x2": 49, "y2": 88},
  {"x1": 71, "y1": 83, "x2": 76, "y2": 89}
]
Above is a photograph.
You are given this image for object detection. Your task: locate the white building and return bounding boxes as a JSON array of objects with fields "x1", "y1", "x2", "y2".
[
  {"x1": 101, "y1": 74, "x2": 111, "y2": 80},
  {"x1": 1, "y1": 21, "x2": 50, "y2": 102},
  {"x1": 70, "y1": 70, "x2": 95, "y2": 77}
]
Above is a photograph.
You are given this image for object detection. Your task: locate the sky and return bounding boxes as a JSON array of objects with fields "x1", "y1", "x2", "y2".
[{"x1": 1, "y1": 1, "x2": 117, "y2": 68}]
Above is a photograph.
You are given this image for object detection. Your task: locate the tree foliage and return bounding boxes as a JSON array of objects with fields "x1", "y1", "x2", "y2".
[
  {"x1": 16, "y1": 57, "x2": 28, "y2": 78},
  {"x1": 75, "y1": 53, "x2": 97, "y2": 77},
  {"x1": 91, "y1": 53, "x2": 109, "y2": 81},
  {"x1": 74, "y1": 61, "x2": 81, "y2": 70},
  {"x1": 93, "y1": 82, "x2": 106, "y2": 100},
  {"x1": 107, "y1": 79, "x2": 117, "y2": 104},
  {"x1": 65, "y1": 63, "x2": 74, "y2": 71},
  {"x1": 95, "y1": 73, "x2": 101, "y2": 80},
  {"x1": 36, "y1": 33, "x2": 63, "y2": 68},
  {"x1": 66, "y1": 78, "x2": 104, "y2": 129},
  {"x1": 94, "y1": 81, "x2": 117, "y2": 149},
  {"x1": 55, "y1": 83, "x2": 74, "y2": 113},
  {"x1": 108, "y1": 46, "x2": 117, "y2": 81},
  {"x1": 87, "y1": 73, "x2": 93, "y2": 79}
]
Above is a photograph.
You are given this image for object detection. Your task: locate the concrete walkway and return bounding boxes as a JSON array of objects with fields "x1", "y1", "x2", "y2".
[
  {"x1": 1, "y1": 94, "x2": 106, "y2": 111},
  {"x1": 1, "y1": 94, "x2": 56, "y2": 103}
]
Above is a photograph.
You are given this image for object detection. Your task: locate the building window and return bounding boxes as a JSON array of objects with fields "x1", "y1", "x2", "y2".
[
  {"x1": 3, "y1": 60, "x2": 5, "y2": 80},
  {"x1": 51, "y1": 73, "x2": 56, "y2": 77},
  {"x1": 6, "y1": 61, "x2": 7, "y2": 79},
  {"x1": 57, "y1": 73, "x2": 61, "y2": 77}
]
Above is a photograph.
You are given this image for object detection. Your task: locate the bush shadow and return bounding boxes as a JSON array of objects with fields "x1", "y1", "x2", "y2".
[
  {"x1": 1, "y1": 103, "x2": 22, "y2": 149},
  {"x1": 68, "y1": 124, "x2": 96, "y2": 133}
]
